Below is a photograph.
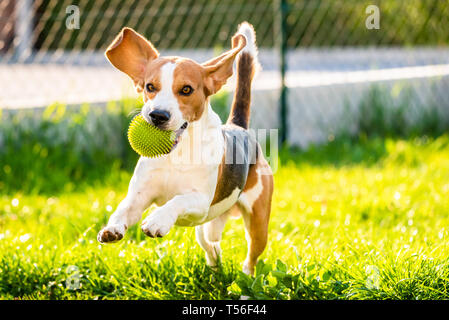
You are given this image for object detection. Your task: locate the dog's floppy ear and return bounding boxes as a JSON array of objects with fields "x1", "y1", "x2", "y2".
[
  {"x1": 105, "y1": 28, "x2": 159, "y2": 92},
  {"x1": 202, "y1": 34, "x2": 246, "y2": 95}
]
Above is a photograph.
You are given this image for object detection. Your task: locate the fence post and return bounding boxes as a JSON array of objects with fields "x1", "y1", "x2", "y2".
[
  {"x1": 13, "y1": 0, "x2": 33, "y2": 62},
  {"x1": 274, "y1": 0, "x2": 288, "y2": 145}
]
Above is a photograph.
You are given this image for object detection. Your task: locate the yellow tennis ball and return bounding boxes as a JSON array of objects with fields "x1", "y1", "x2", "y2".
[{"x1": 127, "y1": 115, "x2": 176, "y2": 158}]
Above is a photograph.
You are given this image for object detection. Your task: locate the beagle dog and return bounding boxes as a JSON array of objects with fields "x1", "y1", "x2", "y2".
[{"x1": 97, "y1": 22, "x2": 273, "y2": 275}]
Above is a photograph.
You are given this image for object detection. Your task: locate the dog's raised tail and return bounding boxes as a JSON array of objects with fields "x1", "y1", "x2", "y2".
[{"x1": 227, "y1": 22, "x2": 260, "y2": 130}]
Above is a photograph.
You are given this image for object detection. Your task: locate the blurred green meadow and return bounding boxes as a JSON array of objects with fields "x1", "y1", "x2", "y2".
[{"x1": 1, "y1": 91, "x2": 449, "y2": 299}]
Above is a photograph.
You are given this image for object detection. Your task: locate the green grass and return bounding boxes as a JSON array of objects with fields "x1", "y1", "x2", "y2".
[{"x1": 2, "y1": 134, "x2": 449, "y2": 299}]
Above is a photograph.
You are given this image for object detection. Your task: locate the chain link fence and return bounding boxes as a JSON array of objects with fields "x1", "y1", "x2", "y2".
[{"x1": 1, "y1": 0, "x2": 449, "y2": 146}]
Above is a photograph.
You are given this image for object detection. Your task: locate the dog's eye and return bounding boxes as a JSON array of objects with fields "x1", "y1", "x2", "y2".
[
  {"x1": 180, "y1": 85, "x2": 193, "y2": 96},
  {"x1": 146, "y1": 83, "x2": 156, "y2": 93}
]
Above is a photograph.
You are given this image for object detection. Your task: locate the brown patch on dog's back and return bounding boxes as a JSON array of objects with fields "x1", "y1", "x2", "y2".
[{"x1": 243, "y1": 164, "x2": 258, "y2": 191}]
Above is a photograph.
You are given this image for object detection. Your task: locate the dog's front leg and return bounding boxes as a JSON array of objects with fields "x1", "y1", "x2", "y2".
[
  {"x1": 97, "y1": 192, "x2": 151, "y2": 243},
  {"x1": 98, "y1": 160, "x2": 156, "y2": 243},
  {"x1": 141, "y1": 192, "x2": 210, "y2": 238}
]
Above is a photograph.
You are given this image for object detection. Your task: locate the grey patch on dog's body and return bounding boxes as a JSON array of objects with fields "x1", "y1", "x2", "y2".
[
  {"x1": 177, "y1": 125, "x2": 256, "y2": 225},
  {"x1": 211, "y1": 124, "x2": 256, "y2": 207}
]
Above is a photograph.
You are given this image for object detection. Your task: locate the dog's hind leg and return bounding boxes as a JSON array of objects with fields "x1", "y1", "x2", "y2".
[
  {"x1": 195, "y1": 211, "x2": 231, "y2": 268},
  {"x1": 239, "y1": 160, "x2": 273, "y2": 275}
]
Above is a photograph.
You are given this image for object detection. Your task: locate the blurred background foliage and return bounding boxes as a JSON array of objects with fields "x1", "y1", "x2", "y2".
[{"x1": 0, "y1": 100, "x2": 137, "y2": 194}]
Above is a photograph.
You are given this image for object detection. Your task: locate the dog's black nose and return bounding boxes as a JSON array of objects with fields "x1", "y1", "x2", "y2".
[{"x1": 149, "y1": 110, "x2": 170, "y2": 126}]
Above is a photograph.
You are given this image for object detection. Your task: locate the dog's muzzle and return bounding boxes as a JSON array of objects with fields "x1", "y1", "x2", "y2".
[{"x1": 149, "y1": 109, "x2": 170, "y2": 127}]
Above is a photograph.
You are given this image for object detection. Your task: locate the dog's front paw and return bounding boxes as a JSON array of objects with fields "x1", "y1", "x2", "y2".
[
  {"x1": 141, "y1": 214, "x2": 174, "y2": 238},
  {"x1": 97, "y1": 224, "x2": 126, "y2": 243}
]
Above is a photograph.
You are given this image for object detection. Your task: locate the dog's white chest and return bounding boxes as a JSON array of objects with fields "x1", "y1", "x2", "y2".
[{"x1": 133, "y1": 119, "x2": 227, "y2": 226}]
